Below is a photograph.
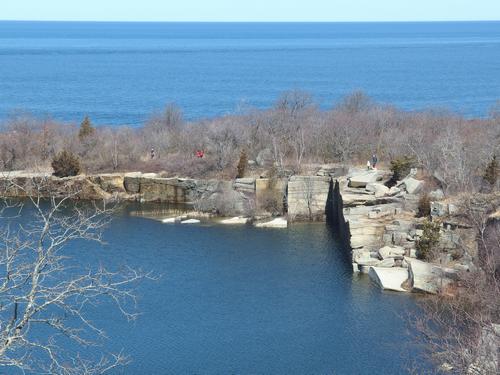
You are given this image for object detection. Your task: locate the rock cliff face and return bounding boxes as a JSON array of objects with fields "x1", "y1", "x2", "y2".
[
  {"x1": 287, "y1": 176, "x2": 330, "y2": 220},
  {"x1": 1, "y1": 168, "x2": 477, "y2": 294},
  {"x1": 0, "y1": 171, "x2": 117, "y2": 201}
]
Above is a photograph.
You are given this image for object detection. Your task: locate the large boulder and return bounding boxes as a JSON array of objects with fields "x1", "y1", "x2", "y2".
[
  {"x1": 369, "y1": 267, "x2": 409, "y2": 292},
  {"x1": 378, "y1": 246, "x2": 406, "y2": 259},
  {"x1": 348, "y1": 170, "x2": 385, "y2": 188},
  {"x1": 406, "y1": 258, "x2": 457, "y2": 294},
  {"x1": 400, "y1": 177, "x2": 424, "y2": 195},
  {"x1": 366, "y1": 183, "x2": 390, "y2": 198},
  {"x1": 340, "y1": 190, "x2": 378, "y2": 207}
]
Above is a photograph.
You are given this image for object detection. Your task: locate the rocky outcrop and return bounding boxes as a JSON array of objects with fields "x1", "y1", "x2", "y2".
[
  {"x1": 2, "y1": 168, "x2": 473, "y2": 296},
  {"x1": 0, "y1": 171, "x2": 114, "y2": 201}
]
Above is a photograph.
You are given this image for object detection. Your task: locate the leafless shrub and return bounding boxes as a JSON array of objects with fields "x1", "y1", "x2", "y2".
[
  {"x1": 411, "y1": 195, "x2": 499, "y2": 374},
  {"x1": 0, "y1": 92, "x2": 498, "y2": 186},
  {"x1": 0, "y1": 181, "x2": 150, "y2": 373}
]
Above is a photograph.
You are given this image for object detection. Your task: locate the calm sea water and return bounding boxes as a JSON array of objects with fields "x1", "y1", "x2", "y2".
[
  {"x1": 57, "y1": 212, "x2": 424, "y2": 374},
  {"x1": 0, "y1": 21, "x2": 499, "y2": 125}
]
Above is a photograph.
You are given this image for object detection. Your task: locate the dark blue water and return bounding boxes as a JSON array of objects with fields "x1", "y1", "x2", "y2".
[
  {"x1": 64, "y1": 213, "x2": 423, "y2": 374},
  {"x1": 0, "y1": 21, "x2": 499, "y2": 125}
]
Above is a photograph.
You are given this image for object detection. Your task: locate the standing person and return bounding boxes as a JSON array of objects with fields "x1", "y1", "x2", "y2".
[
  {"x1": 371, "y1": 153, "x2": 378, "y2": 169},
  {"x1": 150, "y1": 148, "x2": 155, "y2": 160}
]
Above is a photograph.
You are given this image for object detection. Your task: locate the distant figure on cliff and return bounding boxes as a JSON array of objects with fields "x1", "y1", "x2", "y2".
[
  {"x1": 150, "y1": 148, "x2": 155, "y2": 159},
  {"x1": 371, "y1": 154, "x2": 378, "y2": 169}
]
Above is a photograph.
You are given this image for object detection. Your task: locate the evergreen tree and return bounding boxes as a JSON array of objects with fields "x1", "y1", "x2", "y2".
[
  {"x1": 236, "y1": 149, "x2": 248, "y2": 178},
  {"x1": 51, "y1": 150, "x2": 81, "y2": 177},
  {"x1": 483, "y1": 155, "x2": 498, "y2": 186},
  {"x1": 78, "y1": 116, "x2": 95, "y2": 140}
]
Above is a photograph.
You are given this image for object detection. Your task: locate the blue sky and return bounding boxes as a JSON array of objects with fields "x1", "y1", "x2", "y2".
[{"x1": 2, "y1": 0, "x2": 500, "y2": 22}]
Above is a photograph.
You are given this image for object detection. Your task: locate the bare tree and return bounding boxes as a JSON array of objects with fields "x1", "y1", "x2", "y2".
[
  {"x1": 0, "y1": 180, "x2": 148, "y2": 374},
  {"x1": 411, "y1": 195, "x2": 499, "y2": 374}
]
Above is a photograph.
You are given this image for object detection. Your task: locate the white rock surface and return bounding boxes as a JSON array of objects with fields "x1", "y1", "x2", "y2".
[
  {"x1": 369, "y1": 267, "x2": 409, "y2": 292},
  {"x1": 287, "y1": 176, "x2": 330, "y2": 219},
  {"x1": 378, "y1": 246, "x2": 405, "y2": 259},
  {"x1": 181, "y1": 219, "x2": 201, "y2": 224},
  {"x1": 254, "y1": 217, "x2": 288, "y2": 228},
  {"x1": 356, "y1": 257, "x2": 381, "y2": 267},
  {"x1": 388, "y1": 186, "x2": 402, "y2": 196},
  {"x1": 220, "y1": 217, "x2": 249, "y2": 225},
  {"x1": 378, "y1": 258, "x2": 396, "y2": 267},
  {"x1": 348, "y1": 170, "x2": 385, "y2": 188},
  {"x1": 366, "y1": 183, "x2": 390, "y2": 198},
  {"x1": 162, "y1": 217, "x2": 177, "y2": 223},
  {"x1": 400, "y1": 177, "x2": 424, "y2": 195}
]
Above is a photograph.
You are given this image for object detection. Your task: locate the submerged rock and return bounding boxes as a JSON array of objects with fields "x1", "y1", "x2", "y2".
[
  {"x1": 220, "y1": 217, "x2": 249, "y2": 225},
  {"x1": 254, "y1": 217, "x2": 288, "y2": 228},
  {"x1": 181, "y1": 219, "x2": 201, "y2": 224},
  {"x1": 162, "y1": 217, "x2": 177, "y2": 223}
]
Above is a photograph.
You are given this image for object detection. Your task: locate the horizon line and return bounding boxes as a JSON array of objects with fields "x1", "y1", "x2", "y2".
[{"x1": 1, "y1": 19, "x2": 500, "y2": 23}]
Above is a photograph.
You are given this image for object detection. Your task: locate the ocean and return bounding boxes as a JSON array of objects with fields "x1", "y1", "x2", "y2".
[{"x1": 0, "y1": 21, "x2": 499, "y2": 125}]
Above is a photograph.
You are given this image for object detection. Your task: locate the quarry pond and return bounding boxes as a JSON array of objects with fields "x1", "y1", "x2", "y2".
[{"x1": 67, "y1": 207, "x2": 428, "y2": 374}]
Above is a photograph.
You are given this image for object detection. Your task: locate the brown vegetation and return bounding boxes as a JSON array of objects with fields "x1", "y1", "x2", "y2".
[
  {"x1": 51, "y1": 150, "x2": 81, "y2": 177},
  {"x1": 413, "y1": 196, "x2": 499, "y2": 374},
  {"x1": 0, "y1": 91, "x2": 499, "y2": 193}
]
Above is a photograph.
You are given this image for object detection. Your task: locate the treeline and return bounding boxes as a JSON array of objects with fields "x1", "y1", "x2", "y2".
[{"x1": 1, "y1": 91, "x2": 499, "y2": 194}]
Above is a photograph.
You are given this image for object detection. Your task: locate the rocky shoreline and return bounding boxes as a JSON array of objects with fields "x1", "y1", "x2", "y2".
[{"x1": 0, "y1": 167, "x2": 483, "y2": 294}]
